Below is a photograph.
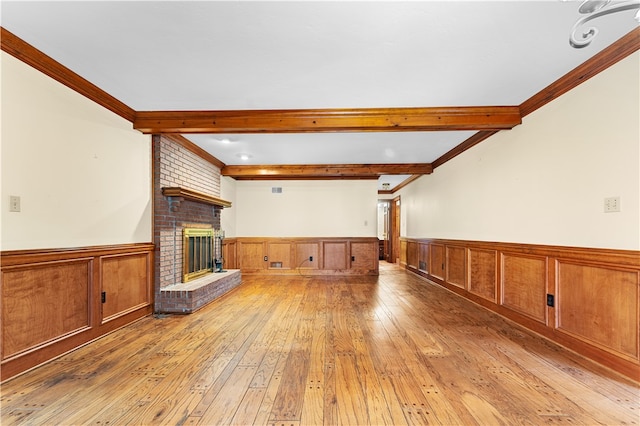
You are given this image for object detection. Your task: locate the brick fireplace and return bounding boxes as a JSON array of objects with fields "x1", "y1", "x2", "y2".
[{"x1": 152, "y1": 135, "x2": 240, "y2": 313}]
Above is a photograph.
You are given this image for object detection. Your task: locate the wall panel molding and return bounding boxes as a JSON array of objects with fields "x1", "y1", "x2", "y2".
[
  {"x1": 468, "y1": 248, "x2": 498, "y2": 303},
  {"x1": 401, "y1": 237, "x2": 640, "y2": 381},
  {"x1": 1, "y1": 243, "x2": 154, "y2": 381},
  {"x1": 100, "y1": 252, "x2": 153, "y2": 324},
  {"x1": 1, "y1": 259, "x2": 92, "y2": 359},
  {"x1": 501, "y1": 253, "x2": 548, "y2": 324},
  {"x1": 446, "y1": 245, "x2": 466, "y2": 289},
  {"x1": 224, "y1": 237, "x2": 379, "y2": 275},
  {"x1": 556, "y1": 261, "x2": 639, "y2": 361},
  {"x1": 429, "y1": 243, "x2": 445, "y2": 281}
]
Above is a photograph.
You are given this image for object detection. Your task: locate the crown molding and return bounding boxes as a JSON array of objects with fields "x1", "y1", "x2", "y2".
[
  {"x1": 433, "y1": 27, "x2": 640, "y2": 172},
  {"x1": 432, "y1": 131, "x2": 498, "y2": 170},
  {"x1": 161, "y1": 134, "x2": 226, "y2": 169},
  {"x1": 0, "y1": 27, "x2": 136, "y2": 123},
  {"x1": 520, "y1": 26, "x2": 640, "y2": 118}
]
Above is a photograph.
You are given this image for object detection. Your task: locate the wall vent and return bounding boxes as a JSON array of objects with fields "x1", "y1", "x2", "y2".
[{"x1": 272, "y1": 187, "x2": 283, "y2": 193}]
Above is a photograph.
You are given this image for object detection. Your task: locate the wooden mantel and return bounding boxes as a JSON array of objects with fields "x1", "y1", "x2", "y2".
[{"x1": 161, "y1": 187, "x2": 232, "y2": 209}]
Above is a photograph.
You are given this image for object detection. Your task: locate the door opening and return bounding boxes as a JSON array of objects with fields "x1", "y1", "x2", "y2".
[
  {"x1": 389, "y1": 196, "x2": 401, "y2": 264},
  {"x1": 377, "y1": 200, "x2": 391, "y2": 262}
]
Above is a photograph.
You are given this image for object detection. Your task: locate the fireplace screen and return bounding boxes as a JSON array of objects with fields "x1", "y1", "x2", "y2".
[{"x1": 183, "y1": 227, "x2": 214, "y2": 282}]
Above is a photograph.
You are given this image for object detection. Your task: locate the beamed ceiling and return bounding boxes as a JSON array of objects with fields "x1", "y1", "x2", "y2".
[{"x1": 1, "y1": 1, "x2": 639, "y2": 192}]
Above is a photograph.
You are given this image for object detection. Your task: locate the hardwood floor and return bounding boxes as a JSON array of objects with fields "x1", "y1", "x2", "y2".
[{"x1": 2, "y1": 262, "x2": 638, "y2": 425}]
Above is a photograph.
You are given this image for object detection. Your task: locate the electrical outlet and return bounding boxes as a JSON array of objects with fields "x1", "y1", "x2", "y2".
[
  {"x1": 546, "y1": 294, "x2": 555, "y2": 307},
  {"x1": 604, "y1": 196, "x2": 620, "y2": 213},
  {"x1": 9, "y1": 195, "x2": 20, "y2": 212},
  {"x1": 309, "y1": 256, "x2": 313, "y2": 262}
]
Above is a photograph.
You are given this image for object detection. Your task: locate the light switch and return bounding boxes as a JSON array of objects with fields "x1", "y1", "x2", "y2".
[
  {"x1": 604, "y1": 196, "x2": 620, "y2": 213},
  {"x1": 9, "y1": 195, "x2": 20, "y2": 212}
]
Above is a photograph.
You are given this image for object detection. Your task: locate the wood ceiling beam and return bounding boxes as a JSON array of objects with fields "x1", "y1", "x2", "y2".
[
  {"x1": 222, "y1": 163, "x2": 432, "y2": 180},
  {"x1": 134, "y1": 106, "x2": 521, "y2": 134}
]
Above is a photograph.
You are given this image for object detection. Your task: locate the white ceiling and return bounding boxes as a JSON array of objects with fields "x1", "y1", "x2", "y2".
[{"x1": 2, "y1": 1, "x2": 638, "y2": 189}]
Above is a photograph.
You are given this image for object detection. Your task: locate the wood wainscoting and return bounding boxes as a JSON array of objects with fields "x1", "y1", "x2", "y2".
[
  {"x1": 223, "y1": 237, "x2": 379, "y2": 275},
  {"x1": 0, "y1": 243, "x2": 154, "y2": 381},
  {"x1": 400, "y1": 238, "x2": 640, "y2": 381}
]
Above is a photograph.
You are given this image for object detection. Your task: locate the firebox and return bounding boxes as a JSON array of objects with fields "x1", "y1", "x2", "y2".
[
  {"x1": 182, "y1": 227, "x2": 226, "y2": 282},
  {"x1": 183, "y1": 227, "x2": 214, "y2": 282}
]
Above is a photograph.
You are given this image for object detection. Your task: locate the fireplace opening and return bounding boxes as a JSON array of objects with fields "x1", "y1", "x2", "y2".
[
  {"x1": 182, "y1": 227, "x2": 225, "y2": 282},
  {"x1": 183, "y1": 227, "x2": 214, "y2": 282}
]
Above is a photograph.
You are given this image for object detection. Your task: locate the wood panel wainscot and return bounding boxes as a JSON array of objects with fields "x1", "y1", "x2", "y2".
[
  {"x1": 223, "y1": 237, "x2": 379, "y2": 275},
  {"x1": 0, "y1": 243, "x2": 154, "y2": 381},
  {"x1": 400, "y1": 238, "x2": 640, "y2": 381}
]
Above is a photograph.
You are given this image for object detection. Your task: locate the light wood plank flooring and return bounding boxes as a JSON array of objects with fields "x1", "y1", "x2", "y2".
[{"x1": 2, "y1": 262, "x2": 638, "y2": 425}]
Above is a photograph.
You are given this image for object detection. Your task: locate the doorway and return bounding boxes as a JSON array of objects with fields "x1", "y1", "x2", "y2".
[
  {"x1": 378, "y1": 200, "x2": 390, "y2": 262},
  {"x1": 378, "y1": 196, "x2": 400, "y2": 264},
  {"x1": 389, "y1": 196, "x2": 400, "y2": 264}
]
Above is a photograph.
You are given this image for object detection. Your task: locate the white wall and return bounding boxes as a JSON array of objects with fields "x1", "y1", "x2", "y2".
[
  {"x1": 399, "y1": 52, "x2": 640, "y2": 250},
  {"x1": 220, "y1": 175, "x2": 237, "y2": 237},
  {"x1": 1, "y1": 52, "x2": 152, "y2": 250},
  {"x1": 234, "y1": 180, "x2": 378, "y2": 237}
]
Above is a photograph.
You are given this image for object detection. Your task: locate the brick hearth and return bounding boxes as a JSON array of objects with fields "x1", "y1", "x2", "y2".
[{"x1": 156, "y1": 270, "x2": 242, "y2": 314}]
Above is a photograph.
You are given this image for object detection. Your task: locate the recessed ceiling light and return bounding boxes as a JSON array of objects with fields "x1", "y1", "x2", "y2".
[{"x1": 237, "y1": 153, "x2": 252, "y2": 161}]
